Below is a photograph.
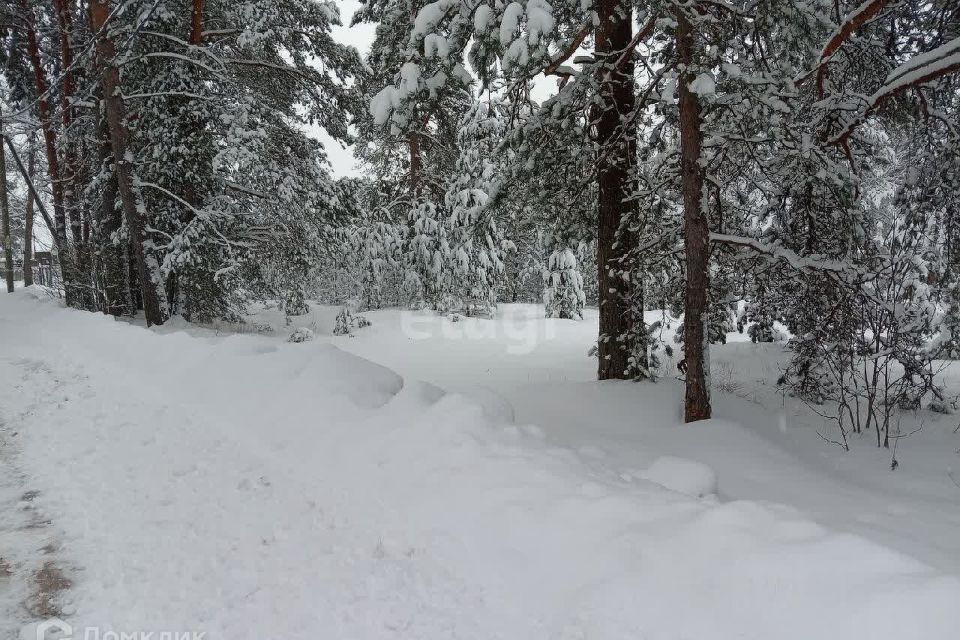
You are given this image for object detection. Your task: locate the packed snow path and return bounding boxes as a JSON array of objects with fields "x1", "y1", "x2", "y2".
[{"x1": 2, "y1": 292, "x2": 960, "y2": 640}]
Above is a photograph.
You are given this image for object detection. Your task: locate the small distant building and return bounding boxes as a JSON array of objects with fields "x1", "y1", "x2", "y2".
[
  {"x1": 4, "y1": 249, "x2": 59, "y2": 287},
  {"x1": 32, "y1": 251, "x2": 56, "y2": 286}
]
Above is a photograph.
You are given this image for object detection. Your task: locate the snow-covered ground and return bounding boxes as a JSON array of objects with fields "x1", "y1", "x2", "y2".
[
  {"x1": 2, "y1": 290, "x2": 960, "y2": 640},
  {"x1": 236, "y1": 301, "x2": 960, "y2": 574}
]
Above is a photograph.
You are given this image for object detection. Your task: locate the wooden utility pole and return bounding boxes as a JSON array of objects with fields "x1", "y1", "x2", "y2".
[{"x1": 4, "y1": 136, "x2": 57, "y2": 242}]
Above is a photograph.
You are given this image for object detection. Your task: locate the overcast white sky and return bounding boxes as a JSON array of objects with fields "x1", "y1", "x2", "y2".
[{"x1": 315, "y1": 0, "x2": 377, "y2": 177}]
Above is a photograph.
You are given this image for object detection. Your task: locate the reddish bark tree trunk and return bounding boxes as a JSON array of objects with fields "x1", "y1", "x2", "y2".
[
  {"x1": 408, "y1": 131, "x2": 422, "y2": 196},
  {"x1": 677, "y1": 8, "x2": 711, "y2": 422},
  {"x1": 595, "y1": 0, "x2": 640, "y2": 380},
  {"x1": 90, "y1": 0, "x2": 165, "y2": 326},
  {"x1": 53, "y1": 0, "x2": 93, "y2": 307},
  {"x1": 190, "y1": 0, "x2": 206, "y2": 45},
  {"x1": 816, "y1": 0, "x2": 891, "y2": 98},
  {"x1": 20, "y1": 0, "x2": 73, "y2": 301},
  {"x1": 183, "y1": 0, "x2": 206, "y2": 205},
  {"x1": 95, "y1": 89, "x2": 127, "y2": 316},
  {"x1": 53, "y1": 0, "x2": 81, "y2": 245}
]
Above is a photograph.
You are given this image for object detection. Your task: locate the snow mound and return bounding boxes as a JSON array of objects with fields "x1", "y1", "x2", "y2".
[
  {"x1": 642, "y1": 455, "x2": 719, "y2": 497},
  {"x1": 13, "y1": 284, "x2": 58, "y2": 303},
  {"x1": 287, "y1": 326, "x2": 314, "y2": 343},
  {"x1": 462, "y1": 387, "x2": 516, "y2": 423}
]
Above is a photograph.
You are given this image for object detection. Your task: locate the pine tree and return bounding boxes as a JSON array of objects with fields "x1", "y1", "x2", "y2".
[
  {"x1": 542, "y1": 246, "x2": 585, "y2": 320},
  {"x1": 443, "y1": 98, "x2": 512, "y2": 316}
]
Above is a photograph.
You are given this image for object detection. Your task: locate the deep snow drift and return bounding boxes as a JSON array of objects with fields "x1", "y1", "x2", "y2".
[
  {"x1": 2, "y1": 291, "x2": 960, "y2": 640},
  {"x1": 241, "y1": 302, "x2": 960, "y2": 574}
]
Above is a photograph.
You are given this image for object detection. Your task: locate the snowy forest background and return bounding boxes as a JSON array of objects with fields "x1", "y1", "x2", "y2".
[
  {"x1": 1, "y1": 0, "x2": 959, "y2": 440},
  {"x1": 4, "y1": 2, "x2": 960, "y2": 636}
]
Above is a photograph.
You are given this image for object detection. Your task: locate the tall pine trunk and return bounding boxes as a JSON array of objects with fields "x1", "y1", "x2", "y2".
[
  {"x1": 0, "y1": 108, "x2": 13, "y2": 293},
  {"x1": 96, "y1": 92, "x2": 127, "y2": 316},
  {"x1": 408, "y1": 130, "x2": 422, "y2": 196},
  {"x1": 407, "y1": 5, "x2": 422, "y2": 198},
  {"x1": 23, "y1": 138, "x2": 35, "y2": 287},
  {"x1": 20, "y1": 0, "x2": 73, "y2": 302},
  {"x1": 89, "y1": 0, "x2": 165, "y2": 326},
  {"x1": 165, "y1": 0, "x2": 207, "y2": 317},
  {"x1": 595, "y1": 0, "x2": 640, "y2": 380},
  {"x1": 53, "y1": 0, "x2": 80, "y2": 245},
  {"x1": 190, "y1": 0, "x2": 205, "y2": 44},
  {"x1": 53, "y1": 0, "x2": 91, "y2": 306},
  {"x1": 677, "y1": 8, "x2": 711, "y2": 422}
]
